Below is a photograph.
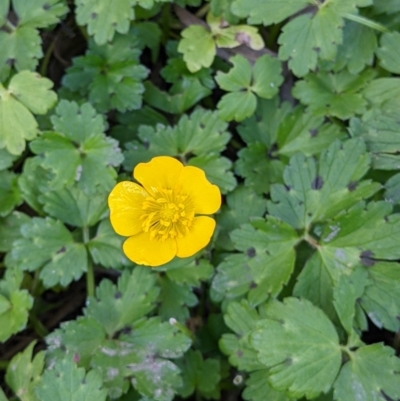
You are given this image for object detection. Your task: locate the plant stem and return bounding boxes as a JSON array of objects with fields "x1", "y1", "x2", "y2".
[
  {"x1": 40, "y1": 40, "x2": 55, "y2": 77},
  {"x1": 195, "y1": 3, "x2": 210, "y2": 18},
  {"x1": 29, "y1": 314, "x2": 48, "y2": 338},
  {"x1": 4, "y1": 19, "x2": 16, "y2": 32},
  {"x1": 83, "y1": 226, "x2": 95, "y2": 298},
  {"x1": 304, "y1": 233, "x2": 319, "y2": 249}
]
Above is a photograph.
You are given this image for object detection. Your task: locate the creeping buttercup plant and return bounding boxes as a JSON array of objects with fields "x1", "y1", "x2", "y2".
[{"x1": 1, "y1": 0, "x2": 400, "y2": 400}]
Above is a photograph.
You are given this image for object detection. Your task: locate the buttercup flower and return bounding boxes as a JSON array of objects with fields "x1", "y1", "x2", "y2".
[{"x1": 108, "y1": 156, "x2": 221, "y2": 266}]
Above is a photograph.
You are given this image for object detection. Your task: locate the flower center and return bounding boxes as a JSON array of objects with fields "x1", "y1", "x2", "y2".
[{"x1": 140, "y1": 189, "x2": 195, "y2": 240}]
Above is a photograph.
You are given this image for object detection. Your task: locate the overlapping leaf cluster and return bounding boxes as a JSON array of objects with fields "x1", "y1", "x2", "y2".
[{"x1": 1, "y1": 0, "x2": 400, "y2": 400}]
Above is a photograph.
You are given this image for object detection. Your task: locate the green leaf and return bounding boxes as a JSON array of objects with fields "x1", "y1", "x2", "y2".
[
  {"x1": 236, "y1": 220, "x2": 298, "y2": 305},
  {"x1": 63, "y1": 31, "x2": 148, "y2": 112},
  {"x1": 5, "y1": 341, "x2": 45, "y2": 401},
  {"x1": 350, "y1": 108, "x2": 400, "y2": 170},
  {"x1": 373, "y1": 0, "x2": 400, "y2": 14},
  {"x1": 123, "y1": 351, "x2": 183, "y2": 401},
  {"x1": 385, "y1": 173, "x2": 400, "y2": 204},
  {"x1": 9, "y1": 217, "x2": 88, "y2": 288},
  {"x1": 136, "y1": 108, "x2": 230, "y2": 157},
  {"x1": 118, "y1": 316, "x2": 191, "y2": 401},
  {"x1": 88, "y1": 219, "x2": 132, "y2": 269},
  {"x1": 251, "y1": 54, "x2": 283, "y2": 98},
  {"x1": 156, "y1": 257, "x2": 213, "y2": 287},
  {"x1": 161, "y1": 57, "x2": 215, "y2": 90},
  {"x1": 0, "y1": 27, "x2": 42, "y2": 78},
  {"x1": 0, "y1": 71, "x2": 57, "y2": 155},
  {"x1": 209, "y1": 0, "x2": 238, "y2": 24},
  {"x1": 177, "y1": 25, "x2": 215, "y2": 73},
  {"x1": 293, "y1": 252, "x2": 337, "y2": 322},
  {"x1": 216, "y1": 55, "x2": 282, "y2": 121},
  {"x1": 243, "y1": 370, "x2": 292, "y2": 401},
  {"x1": 47, "y1": 316, "x2": 105, "y2": 368},
  {"x1": 268, "y1": 138, "x2": 380, "y2": 229},
  {"x1": 231, "y1": 0, "x2": 309, "y2": 25},
  {"x1": 251, "y1": 298, "x2": 342, "y2": 399},
  {"x1": 363, "y1": 77, "x2": 400, "y2": 109},
  {"x1": 216, "y1": 55, "x2": 252, "y2": 92},
  {"x1": 0, "y1": 211, "x2": 29, "y2": 252},
  {"x1": 40, "y1": 186, "x2": 108, "y2": 228},
  {"x1": 334, "y1": 21, "x2": 377, "y2": 74},
  {"x1": 30, "y1": 101, "x2": 123, "y2": 194},
  {"x1": 85, "y1": 268, "x2": 159, "y2": 337},
  {"x1": 0, "y1": 148, "x2": 16, "y2": 170},
  {"x1": 235, "y1": 143, "x2": 284, "y2": 195},
  {"x1": 236, "y1": 105, "x2": 345, "y2": 194},
  {"x1": 143, "y1": 79, "x2": 211, "y2": 114},
  {"x1": 216, "y1": 185, "x2": 267, "y2": 250},
  {"x1": 313, "y1": 201, "x2": 400, "y2": 301},
  {"x1": 211, "y1": 254, "x2": 254, "y2": 303},
  {"x1": 90, "y1": 339, "x2": 137, "y2": 398},
  {"x1": 75, "y1": 0, "x2": 134, "y2": 45},
  {"x1": 377, "y1": 31, "x2": 400, "y2": 74},
  {"x1": 112, "y1": 105, "x2": 168, "y2": 144},
  {"x1": 217, "y1": 91, "x2": 257, "y2": 122},
  {"x1": 158, "y1": 276, "x2": 197, "y2": 322},
  {"x1": 360, "y1": 262, "x2": 400, "y2": 332},
  {"x1": 48, "y1": 315, "x2": 191, "y2": 400},
  {"x1": 334, "y1": 344, "x2": 400, "y2": 401},
  {"x1": 278, "y1": 115, "x2": 346, "y2": 158},
  {"x1": 212, "y1": 21, "x2": 264, "y2": 51},
  {"x1": 0, "y1": 170, "x2": 21, "y2": 217},
  {"x1": 189, "y1": 154, "x2": 237, "y2": 194},
  {"x1": 220, "y1": 300, "x2": 265, "y2": 372},
  {"x1": 0, "y1": 387, "x2": 8, "y2": 401},
  {"x1": 123, "y1": 316, "x2": 192, "y2": 359},
  {"x1": 18, "y1": 157, "x2": 53, "y2": 214},
  {"x1": 278, "y1": 1, "x2": 372, "y2": 77},
  {"x1": 292, "y1": 69, "x2": 374, "y2": 119},
  {"x1": 0, "y1": 0, "x2": 67, "y2": 76},
  {"x1": 332, "y1": 267, "x2": 368, "y2": 333},
  {"x1": 0, "y1": 1, "x2": 9, "y2": 27},
  {"x1": 212, "y1": 218, "x2": 298, "y2": 304},
  {"x1": 35, "y1": 358, "x2": 107, "y2": 401},
  {"x1": 7, "y1": 70, "x2": 57, "y2": 113},
  {"x1": 177, "y1": 350, "x2": 220, "y2": 399},
  {"x1": 133, "y1": 21, "x2": 162, "y2": 61},
  {"x1": 237, "y1": 97, "x2": 291, "y2": 146},
  {"x1": 0, "y1": 268, "x2": 33, "y2": 342},
  {"x1": 13, "y1": 0, "x2": 67, "y2": 28}
]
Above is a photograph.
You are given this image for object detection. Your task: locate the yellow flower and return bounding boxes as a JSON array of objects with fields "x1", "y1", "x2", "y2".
[{"x1": 108, "y1": 156, "x2": 221, "y2": 266}]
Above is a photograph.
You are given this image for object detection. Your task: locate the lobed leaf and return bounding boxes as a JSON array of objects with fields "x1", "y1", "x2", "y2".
[
  {"x1": 177, "y1": 350, "x2": 221, "y2": 399},
  {"x1": 376, "y1": 31, "x2": 400, "y2": 74},
  {"x1": 9, "y1": 217, "x2": 88, "y2": 288},
  {"x1": 0, "y1": 0, "x2": 67, "y2": 77},
  {"x1": 0, "y1": 71, "x2": 56, "y2": 155},
  {"x1": 251, "y1": 298, "x2": 342, "y2": 399},
  {"x1": 85, "y1": 268, "x2": 159, "y2": 337},
  {"x1": 334, "y1": 344, "x2": 400, "y2": 401},
  {"x1": 30, "y1": 101, "x2": 123, "y2": 194},
  {"x1": 0, "y1": 268, "x2": 33, "y2": 342},
  {"x1": 35, "y1": 358, "x2": 107, "y2": 401},
  {"x1": 292, "y1": 69, "x2": 375, "y2": 119},
  {"x1": 5, "y1": 341, "x2": 45, "y2": 401}
]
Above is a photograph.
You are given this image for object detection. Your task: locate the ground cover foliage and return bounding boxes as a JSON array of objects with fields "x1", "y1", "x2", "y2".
[{"x1": 0, "y1": 0, "x2": 400, "y2": 400}]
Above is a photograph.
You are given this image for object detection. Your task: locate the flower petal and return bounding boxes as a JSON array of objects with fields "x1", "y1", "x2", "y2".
[
  {"x1": 134, "y1": 156, "x2": 184, "y2": 196},
  {"x1": 108, "y1": 181, "x2": 148, "y2": 236},
  {"x1": 176, "y1": 216, "x2": 216, "y2": 258},
  {"x1": 177, "y1": 166, "x2": 221, "y2": 214},
  {"x1": 123, "y1": 232, "x2": 177, "y2": 266}
]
